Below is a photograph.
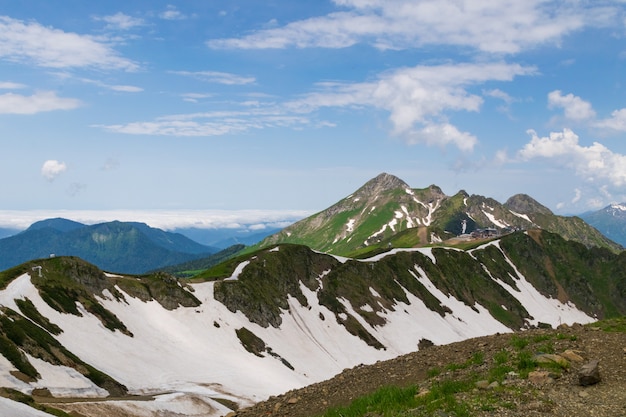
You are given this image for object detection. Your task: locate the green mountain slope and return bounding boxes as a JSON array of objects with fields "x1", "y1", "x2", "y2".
[
  {"x1": 255, "y1": 173, "x2": 622, "y2": 256},
  {"x1": 201, "y1": 229, "x2": 625, "y2": 347}
]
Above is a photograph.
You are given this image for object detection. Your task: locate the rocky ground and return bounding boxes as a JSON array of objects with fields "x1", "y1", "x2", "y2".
[{"x1": 232, "y1": 323, "x2": 625, "y2": 417}]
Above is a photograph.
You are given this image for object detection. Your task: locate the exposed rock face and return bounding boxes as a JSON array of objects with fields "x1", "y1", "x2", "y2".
[
  {"x1": 356, "y1": 172, "x2": 411, "y2": 197},
  {"x1": 505, "y1": 193, "x2": 553, "y2": 215},
  {"x1": 578, "y1": 359, "x2": 601, "y2": 386}
]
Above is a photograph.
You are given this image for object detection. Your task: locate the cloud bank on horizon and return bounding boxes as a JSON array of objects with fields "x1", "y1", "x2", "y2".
[{"x1": 1, "y1": 0, "x2": 626, "y2": 219}]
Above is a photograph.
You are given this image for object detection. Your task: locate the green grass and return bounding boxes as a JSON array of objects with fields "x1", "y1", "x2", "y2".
[
  {"x1": 509, "y1": 334, "x2": 529, "y2": 350},
  {"x1": 321, "y1": 381, "x2": 473, "y2": 417},
  {"x1": 589, "y1": 316, "x2": 626, "y2": 332},
  {"x1": 314, "y1": 329, "x2": 593, "y2": 417}
]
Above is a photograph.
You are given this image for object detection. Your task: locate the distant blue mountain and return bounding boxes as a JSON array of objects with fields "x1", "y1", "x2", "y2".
[
  {"x1": 0, "y1": 227, "x2": 20, "y2": 239},
  {"x1": 173, "y1": 226, "x2": 283, "y2": 249},
  {"x1": 0, "y1": 219, "x2": 219, "y2": 274},
  {"x1": 580, "y1": 203, "x2": 626, "y2": 247},
  {"x1": 26, "y1": 217, "x2": 85, "y2": 233}
]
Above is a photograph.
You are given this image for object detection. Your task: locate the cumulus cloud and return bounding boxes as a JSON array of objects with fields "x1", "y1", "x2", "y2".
[
  {"x1": 548, "y1": 90, "x2": 626, "y2": 132},
  {"x1": 206, "y1": 0, "x2": 617, "y2": 53},
  {"x1": 172, "y1": 71, "x2": 256, "y2": 85},
  {"x1": 407, "y1": 123, "x2": 477, "y2": 152},
  {"x1": 595, "y1": 108, "x2": 626, "y2": 131},
  {"x1": 0, "y1": 91, "x2": 81, "y2": 114},
  {"x1": 518, "y1": 128, "x2": 626, "y2": 187},
  {"x1": 0, "y1": 16, "x2": 137, "y2": 70},
  {"x1": 548, "y1": 90, "x2": 595, "y2": 121},
  {"x1": 96, "y1": 61, "x2": 533, "y2": 149},
  {"x1": 286, "y1": 62, "x2": 535, "y2": 150},
  {"x1": 41, "y1": 160, "x2": 67, "y2": 181}
]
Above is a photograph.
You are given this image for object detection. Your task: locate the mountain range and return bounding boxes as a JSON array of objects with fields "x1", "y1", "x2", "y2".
[
  {"x1": 0, "y1": 218, "x2": 217, "y2": 274},
  {"x1": 0, "y1": 232, "x2": 623, "y2": 415},
  {"x1": 0, "y1": 173, "x2": 624, "y2": 416},
  {"x1": 256, "y1": 172, "x2": 622, "y2": 256},
  {"x1": 2, "y1": 173, "x2": 623, "y2": 276}
]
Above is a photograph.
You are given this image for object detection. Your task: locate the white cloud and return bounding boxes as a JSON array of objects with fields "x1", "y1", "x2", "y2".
[
  {"x1": 0, "y1": 81, "x2": 25, "y2": 89},
  {"x1": 548, "y1": 90, "x2": 595, "y2": 121},
  {"x1": 0, "y1": 209, "x2": 310, "y2": 231},
  {"x1": 77, "y1": 77, "x2": 143, "y2": 92},
  {"x1": 0, "y1": 91, "x2": 81, "y2": 114},
  {"x1": 97, "y1": 62, "x2": 533, "y2": 148},
  {"x1": 571, "y1": 188, "x2": 582, "y2": 204},
  {"x1": 0, "y1": 16, "x2": 137, "y2": 70},
  {"x1": 287, "y1": 62, "x2": 535, "y2": 150},
  {"x1": 109, "y1": 85, "x2": 143, "y2": 93},
  {"x1": 160, "y1": 5, "x2": 187, "y2": 20},
  {"x1": 518, "y1": 128, "x2": 626, "y2": 187},
  {"x1": 207, "y1": 0, "x2": 617, "y2": 53},
  {"x1": 547, "y1": 90, "x2": 626, "y2": 132},
  {"x1": 181, "y1": 93, "x2": 213, "y2": 103},
  {"x1": 41, "y1": 160, "x2": 67, "y2": 181},
  {"x1": 94, "y1": 12, "x2": 144, "y2": 30},
  {"x1": 172, "y1": 71, "x2": 256, "y2": 85},
  {"x1": 407, "y1": 123, "x2": 477, "y2": 152},
  {"x1": 95, "y1": 108, "x2": 314, "y2": 137},
  {"x1": 484, "y1": 89, "x2": 515, "y2": 104},
  {"x1": 595, "y1": 108, "x2": 626, "y2": 131}
]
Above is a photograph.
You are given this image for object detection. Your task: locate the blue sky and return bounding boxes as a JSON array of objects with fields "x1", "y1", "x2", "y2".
[{"x1": 1, "y1": 1, "x2": 626, "y2": 230}]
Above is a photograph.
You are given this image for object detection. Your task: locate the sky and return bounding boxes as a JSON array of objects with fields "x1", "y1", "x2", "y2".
[{"x1": 1, "y1": 0, "x2": 626, "y2": 230}]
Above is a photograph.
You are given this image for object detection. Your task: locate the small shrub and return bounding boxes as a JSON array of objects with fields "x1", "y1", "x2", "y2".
[
  {"x1": 471, "y1": 351, "x2": 485, "y2": 365},
  {"x1": 510, "y1": 335, "x2": 529, "y2": 350},
  {"x1": 493, "y1": 349, "x2": 509, "y2": 365},
  {"x1": 516, "y1": 351, "x2": 537, "y2": 377},
  {"x1": 427, "y1": 367, "x2": 441, "y2": 378}
]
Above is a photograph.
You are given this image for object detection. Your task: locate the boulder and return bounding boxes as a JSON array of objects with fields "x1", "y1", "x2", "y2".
[
  {"x1": 533, "y1": 353, "x2": 569, "y2": 368},
  {"x1": 560, "y1": 349, "x2": 584, "y2": 363},
  {"x1": 578, "y1": 360, "x2": 601, "y2": 386},
  {"x1": 528, "y1": 370, "x2": 555, "y2": 385}
]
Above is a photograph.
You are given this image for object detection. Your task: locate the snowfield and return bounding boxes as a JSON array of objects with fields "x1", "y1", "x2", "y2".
[{"x1": 0, "y1": 243, "x2": 596, "y2": 417}]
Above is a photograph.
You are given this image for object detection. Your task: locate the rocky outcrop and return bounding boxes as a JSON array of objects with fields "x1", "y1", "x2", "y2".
[{"x1": 578, "y1": 359, "x2": 601, "y2": 386}]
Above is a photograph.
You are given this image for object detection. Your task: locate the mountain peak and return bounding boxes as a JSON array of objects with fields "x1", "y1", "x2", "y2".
[
  {"x1": 504, "y1": 194, "x2": 553, "y2": 215},
  {"x1": 26, "y1": 217, "x2": 85, "y2": 233},
  {"x1": 356, "y1": 173, "x2": 410, "y2": 196}
]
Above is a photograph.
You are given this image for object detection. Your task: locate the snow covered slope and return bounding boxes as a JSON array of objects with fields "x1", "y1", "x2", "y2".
[{"x1": 1, "y1": 229, "x2": 623, "y2": 416}]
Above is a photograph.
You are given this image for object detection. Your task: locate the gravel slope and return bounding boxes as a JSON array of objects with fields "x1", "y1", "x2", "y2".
[{"x1": 234, "y1": 323, "x2": 626, "y2": 417}]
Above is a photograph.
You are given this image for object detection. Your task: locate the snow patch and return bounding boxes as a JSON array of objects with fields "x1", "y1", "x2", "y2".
[
  {"x1": 509, "y1": 210, "x2": 532, "y2": 223},
  {"x1": 490, "y1": 242, "x2": 595, "y2": 327},
  {"x1": 482, "y1": 211, "x2": 509, "y2": 228},
  {"x1": 224, "y1": 260, "x2": 251, "y2": 281}
]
